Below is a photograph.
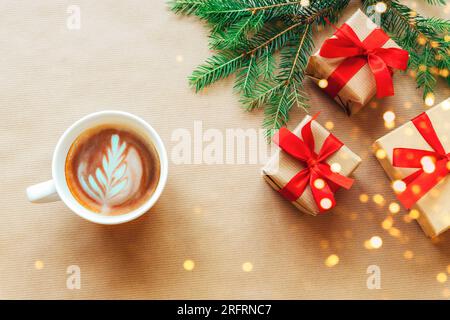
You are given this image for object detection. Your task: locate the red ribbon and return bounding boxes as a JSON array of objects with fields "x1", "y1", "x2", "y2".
[
  {"x1": 393, "y1": 112, "x2": 450, "y2": 209},
  {"x1": 319, "y1": 23, "x2": 409, "y2": 98},
  {"x1": 273, "y1": 114, "x2": 354, "y2": 213}
]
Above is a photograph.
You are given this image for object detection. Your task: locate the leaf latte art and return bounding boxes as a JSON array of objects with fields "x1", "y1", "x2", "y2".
[{"x1": 65, "y1": 125, "x2": 160, "y2": 215}]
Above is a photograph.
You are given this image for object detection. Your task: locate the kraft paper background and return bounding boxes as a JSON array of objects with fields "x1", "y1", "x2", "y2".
[{"x1": 0, "y1": 0, "x2": 449, "y2": 299}]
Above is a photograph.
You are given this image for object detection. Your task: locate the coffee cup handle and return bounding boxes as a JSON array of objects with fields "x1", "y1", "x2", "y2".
[{"x1": 26, "y1": 180, "x2": 60, "y2": 203}]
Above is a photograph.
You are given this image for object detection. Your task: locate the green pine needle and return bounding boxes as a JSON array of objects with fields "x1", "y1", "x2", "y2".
[{"x1": 172, "y1": 0, "x2": 449, "y2": 139}]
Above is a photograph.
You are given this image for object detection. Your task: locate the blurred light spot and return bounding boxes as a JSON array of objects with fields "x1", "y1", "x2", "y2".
[
  {"x1": 404, "y1": 101, "x2": 412, "y2": 109},
  {"x1": 382, "y1": 217, "x2": 393, "y2": 230},
  {"x1": 376, "y1": 149, "x2": 387, "y2": 159},
  {"x1": 439, "y1": 69, "x2": 449, "y2": 78},
  {"x1": 369, "y1": 236, "x2": 383, "y2": 249},
  {"x1": 35, "y1": 260, "x2": 44, "y2": 270},
  {"x1": 412, "y1": 184, "x2": 421, "y2": 195},
  {"x1": 325, "y1": 254, "x2": 339, "y2": 267},
  {"x1": 409, "y1": 209, "x2": 420, "y2": 219},
  {"x1": 330, "y1": 162, "x2": 341, "y2": 173},
  {"x1": 242, "y1": 262, "x2": 253, "y2": 272},
  {"x1": 418, "y1": 64, "x2": 427, "y2": 72},
  {"x1": 403, "y1": 250, "x2": 414, "y2": 260},
  {"x1": 383, "y1": 111, "x2": 395, "y2": 122},
  {"x1": 444, "y1": 100, "x2": 450, "y2": 110},
  {"x1": 373, "y1": 194, "x2": 385, "y2": 205},
  {"x1": 430, "y1": 41, "x2": 439, "y2": 48},
  {"x1": 425, "y1": 93, "x2": 435, "y2": 107},
  {"x1": 392, "y1": 180, "x2": 406, "y2": 193},
  {"x1": 417, "y1": 35, "x2": 426, "y2": 45},
  {"x1": 359, "y1": 193, "x2": 369, "y2": 203},
  {"x1": 320, "y1": 198, "x2": 332, "y2": 210},
  {"x1": 183, "y1": 259, "x2": 195, "y2": 271},
  {"x1": 314, "y1": 178, "x2": 325, "y2": 190},
  {"x1": 389, "y1": 202, "x2": 400, "y2": 214},
  {"x1": 325, "y1": 121, "x2": 334, "y2": 130},
  {"x1": 437, "y1": 273, "x2": 447, "y2": 283},
  {"x1": 421, "y1": 156, "x2": 436, "y2": 173},
  {"x1": 403, "y1": 214, "x2": 412, "y2": 223},
  {"x1": 389, "y1": 227, "x2": 401, "y2": 237},
  {"x1": 176, "y1": 55, "x2": 184, "y2": 63},
  {"x1": 375, "y1": 2, "x2": 387, "y2": 13},
  {"x1": 318, "y1": 79, "x2": 328, "y2": 88}
]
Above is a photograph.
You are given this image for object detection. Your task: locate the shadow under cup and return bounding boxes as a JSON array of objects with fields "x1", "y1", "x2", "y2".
[{"x1": 53, "y1": 111, "x2": 168, "y2": 225}]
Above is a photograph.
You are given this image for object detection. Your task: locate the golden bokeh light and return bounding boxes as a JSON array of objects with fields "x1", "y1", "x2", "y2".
[
  {"x1": 320, "y1": 198, "x2": 332, "y2": 210},
  {"x1": 176, "y1": 54, "x2": 184, "y2": 63},
  {"x1": 325, "y1": 121, "x2": 334, "y2": 130},
  {"x1": 420, "y1": 156, "x2": 436, "y2": 173},
  {"x1": 359, "y1": 193, "x2": 369, "y2": 203},
  {"x1": 325, "y1": 254, "x2": 339, "y2": 267},
  {"x1": 372, "y1": 194, "x2": 385, "y2": 205},
  {"x1": 403, "y1": 250, "x2": 414, "y2": 260},
  {"x1": 242, "y1": 262, "x2": 253, "y2": 272},
  {"x1": 389, "y1": 202, "x2": 400, "y2": 214},
  {"x1": 183, "y1": 259, "x2": 195, "y2": 271},
  {"x1": 369, "y1": 236, "x2": 383, "y2": 249},
  {"x1": 34, "y1": 260, "x2": 44, "y2": 270},
  {"x1": 383, "y1": 111, "x2": 396, "y2": 123},
  {"x1": 376, "y1": 149, "x2": 387, "y2": 159},
  {"x1": 389, "y1": 227, "x2": 401, "y2": 237},
  {"x1": 392, "y1": 180, "x2": 406, "y2": 193},
  {"x1": 403, "y1": 214, "x2": 412, "y2": 223},
  {"x1": 314, "y1": 178, "x2": 325, "y2": 190},
  {"x1": 436, "y1": 273, "x2": 448, "y2": 283},
  {"x1": 382, "y1": 217, "x2": 393, "y2": 230},
  {"x1": 375, "y1": 2, "x2": 387, "y2": 13},
  {"x1": 300, "y1": 0, "x2": 310, "y2": 6},
  {"x1": 424, "y1": 93, "x2": 435, "y2": 107},
  {"x1": 330, "y1": 162, "x2": 341, "y2": 173},
  {"x1": 409, "y1": 209, "x2": 420, "y2": 219},
  {"x1": 318, "y1": 79, "x2": 328, "y2": 88},
  {"x1": 417, "y1": 35, "x2": 426, "y2": 45}
]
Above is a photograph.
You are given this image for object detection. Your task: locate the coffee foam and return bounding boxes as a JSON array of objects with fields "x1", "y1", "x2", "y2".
[{"x1": 65, "y1": 125, "x2": 160, "y2": 215}]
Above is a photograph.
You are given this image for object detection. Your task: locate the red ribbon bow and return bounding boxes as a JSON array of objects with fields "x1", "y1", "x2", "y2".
[
  {"x1": 393, "y1": 112, "x2": 450, "y2": 209},
  {"x1": 273, "y1": 114, "x2": 354, "y2": 213},
  {"x1": 319, "y1": 22, "x2": 409, "y2": 98}
]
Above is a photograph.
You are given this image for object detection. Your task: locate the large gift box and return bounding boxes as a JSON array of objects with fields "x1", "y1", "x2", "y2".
[
  {"x1": 306, "y1": 9, "x2": 409, "y2": 115},
  {"x1": 373, "y1": 98, "x2": 450, "y2": 237},
  {"x1": 262, "y1": 114, "x2": 361, "y2": 215}
]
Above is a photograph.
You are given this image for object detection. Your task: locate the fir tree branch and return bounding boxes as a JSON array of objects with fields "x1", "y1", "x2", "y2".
[{"x1": 362, "y1": 0, "x2": 449, "y2": 99}]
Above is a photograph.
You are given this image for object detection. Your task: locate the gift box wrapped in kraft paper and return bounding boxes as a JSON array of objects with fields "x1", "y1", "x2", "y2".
[
  {"x1": 262, "y1": 114, "x2": 362, "y2": 215},
  {"x1": 306, "y1": 9, "x2": 409, "y2": 115},
  {"x1": 373, "y1": 98, "x2": 450, "y2": 238}
]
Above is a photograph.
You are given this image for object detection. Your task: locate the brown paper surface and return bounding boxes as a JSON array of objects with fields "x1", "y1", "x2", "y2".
[
  {"x1": 262, "y1": 115, "x2": 362, "y2": 215},
  {"x1": 374, "y1": 98, "x2": 450, "y2": 237},
  {"x1": 1, "y1": 0, "x2": 450, "y2": 300},
  {"x1": 306, "y1": 9, "x2": 401, "y2": 115}
]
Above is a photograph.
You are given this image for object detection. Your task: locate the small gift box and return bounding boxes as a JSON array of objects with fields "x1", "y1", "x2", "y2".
[
  {"x1": 373, "y1": 98, "x2": 450, "y2": 237},
  {"x1": 262, "y1": 114, "x2": 362, "y2": 215},
  {"x1": 306, "y1": 9, "x2": 409, "y2": 115}
]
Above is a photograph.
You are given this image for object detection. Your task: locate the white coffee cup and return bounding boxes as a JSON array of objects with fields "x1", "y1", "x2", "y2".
[{"x1": 26, "y1": 110, "x2": 168, "y2": 224}]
